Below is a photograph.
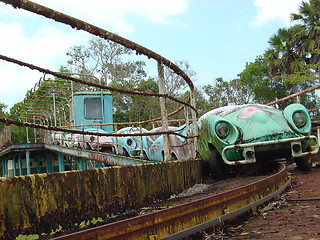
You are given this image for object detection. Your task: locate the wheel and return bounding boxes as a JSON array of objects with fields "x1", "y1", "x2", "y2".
[
  {"x1": 208, "y1": 149, "x2": 229, "y2": 180},
  {"x1": 295, "y1": 156, "x2": 312, "y2": 172},
  {"x1": 142, "y1": 151, "x2": 149, "y2": 160},
  {"x1": 123, "y1": 148, "x2": 130, "y2": 157},
  {"x1": 86, "y1": 142, "x2": 91, "y2": 150},
  {"x1": 171, "y1": 153, "x2": 178, "y2": 160}
]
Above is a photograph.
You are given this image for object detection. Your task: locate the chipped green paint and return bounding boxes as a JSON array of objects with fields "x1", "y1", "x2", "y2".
[
  {"x1": 198, "y1": 104, "x2": 314, "y2": 164},
  {"x1": 0, "y1": 159, "x2": 201, "y2": 238}
]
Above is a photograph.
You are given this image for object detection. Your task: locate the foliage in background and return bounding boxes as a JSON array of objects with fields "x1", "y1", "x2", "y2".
[
  {"x1": 0, "y1": 103, "x2": 8, "y2": 130},
  {"x1": 67, "y1": 37, "x2": 146, "y2": 86}
]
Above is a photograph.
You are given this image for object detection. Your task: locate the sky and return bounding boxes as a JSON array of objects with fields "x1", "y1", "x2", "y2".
[{"x1": 0, "y1": 0, "x2": 305, "y2": 110}]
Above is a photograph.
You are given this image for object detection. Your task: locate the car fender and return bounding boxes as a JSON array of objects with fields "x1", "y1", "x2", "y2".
[
  {"x1": 283, "y1": 103, "x2": 311, "y2": 135},
  {"x1": 198, "y1": 114, "x2": 239, "y2": 161}
]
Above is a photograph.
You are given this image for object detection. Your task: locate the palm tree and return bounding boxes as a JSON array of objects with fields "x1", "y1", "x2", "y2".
[
  {"x1": 264, "y1": 26, "x2": 304, "y2": 95},
  {"x1": 291, "y1": 0, "x2": 320, "y2": 64}
]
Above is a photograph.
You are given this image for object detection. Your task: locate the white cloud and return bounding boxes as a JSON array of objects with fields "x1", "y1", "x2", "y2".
[
  {"x1": 0, "y1": 22, "x2": 82, "y2": 109},
  {"x1": 0, "y1": 0, "x2": 189, "y2": 109},
  {"x1": 252, "y1": 0, "x2": 304, "y2": 26},
  {"x1": 31, "y1": 0, "x2": 188, "y2": 36}
]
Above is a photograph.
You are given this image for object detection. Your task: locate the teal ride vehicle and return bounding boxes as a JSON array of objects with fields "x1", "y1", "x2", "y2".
[
  {"x1": 113, "y1": 125, "x2": 190, "y2": 161},
  {"x1": 198, "y1": 103, "x2": 319, "y2": 180}
]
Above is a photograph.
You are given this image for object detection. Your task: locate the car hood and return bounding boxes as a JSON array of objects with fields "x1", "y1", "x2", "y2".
[{"x1": 223, "y1": 106, "x2": 300, "y2": 143}]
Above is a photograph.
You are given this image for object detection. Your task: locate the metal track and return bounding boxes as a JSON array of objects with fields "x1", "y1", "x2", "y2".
[{"x1": 52, "y1": 163, "x2": 290, "y2": 240}]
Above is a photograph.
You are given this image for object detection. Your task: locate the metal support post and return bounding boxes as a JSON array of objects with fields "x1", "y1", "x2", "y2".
[
  {"x1": 190, "y1": 89, "x2": 198, "y2": 158},
  {"x1": 57, "y1": 152, "x2": 65, "y2": 172},
  {"x1": 26, "y1": 151, "x2": 31, "y2": 175},
  {"x1": 45, "y1": 153, "x2": 53, "y2": 173},
  {"x1": 1, "y1": 159, "x2": 7, "y2": 177},
  {"x1": 13, "y1": 155, "x2": 17, "y2": 176},
  {"x1": 33, "y1": 116, "x2": 37, "y2": 143},
  {"x1": 53, "y1": 93, "x2": 57, "y2": 127},
  {"x1": 70, "y1": 158, "x2": 75, "y2": 170},
  {"x1": 184, "y1": 106, "x2": 193, "y2": 159},
  {"x1": 157, "y1": 62, "x2": 170, "y2": 161},
  {"x1": 18, "y1": 153, "x2": 22, "y2": 176},
  {"x1": 114, "y1": 125, "x2": 119, "y2": 154},
  {"x1": 36, "y1": 155, "x2": 41, "y2": 173},
  {"x1": 76, "y1": 158, "x2": 86, "y2": 170},
  {"x1": 76, "y1": 158, "x2": 81, "y2": 170},
  {"x1": 317, "y1": 126, "x2": 320, "y2": 146}
]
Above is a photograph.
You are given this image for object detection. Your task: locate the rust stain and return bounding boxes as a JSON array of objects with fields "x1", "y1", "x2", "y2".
[
  {"x1": 0, "y1": 160, "x2": 201, "y2": 238},
  {"x1": 50, "y1": 163, "x2": 289, "y2": 240}
]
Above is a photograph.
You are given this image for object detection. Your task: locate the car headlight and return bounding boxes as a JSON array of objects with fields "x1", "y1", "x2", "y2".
[
  {"x1": 90, "y1": 136, "x2": 95, "y2": 142},
  {"x1": 215, "y1": 122, "x2": 229, "y2": 139},
  {"x1": 293, "y1": 111, "x2": 306, "y2": 128},
  {"x1": 283, "y1": 103, "x2": 311, "y2": 134},
  {"x1": 127, "y1": 138, "x2": 133, "y2": 146}
]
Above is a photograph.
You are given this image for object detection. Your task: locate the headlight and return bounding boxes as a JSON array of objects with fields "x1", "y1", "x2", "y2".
[
  {"x1": 90, "y1": 136, "x2": 95, "y2": 142},
  {"x1": 127, "y1": 138, "x2": 133, "y2": 146},
  {"x1": 215, "y1": 122, "x2": 229, "y2": 139},
  {"x1": 284, "y1": 104, "x2": 311, "y2": 134},
  {"x1": 293, "y1": 111, "x2": 306, "y2": 128}
]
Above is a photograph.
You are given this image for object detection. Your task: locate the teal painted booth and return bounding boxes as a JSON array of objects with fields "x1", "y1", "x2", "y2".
[{"x1": 72, "y1": 92, "x2": 113, "y2": 132}]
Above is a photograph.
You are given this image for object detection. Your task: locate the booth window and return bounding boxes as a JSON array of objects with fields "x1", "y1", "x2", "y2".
[{"x1": 84, "y1": 98, "x2": 102, "y2": 119}]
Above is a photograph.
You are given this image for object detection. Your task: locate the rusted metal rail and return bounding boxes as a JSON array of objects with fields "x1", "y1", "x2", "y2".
[
  {"x1": 0, "y1": 0, "x2": 194, "y2": 91},
  {"x1": 52, "y1": 163, "x2": 290, "y2": 240},
  {"x1": 0, "y1": 143, "x2": 151, "y2": 165},
  {"x1": 0, "y1": 117, "x2": 190, "y2": 140},
  {"x1": 266, "y1": 83, "x2": 320, "y2": 106},
  {"x1": 0, "y1": 54, "x2": 196, "y2": 113}
]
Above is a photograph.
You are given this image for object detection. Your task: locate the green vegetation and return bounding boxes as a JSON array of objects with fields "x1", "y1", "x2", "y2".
[{"x1": 0, "y1": 102, "x2": 8, "y2": 130}]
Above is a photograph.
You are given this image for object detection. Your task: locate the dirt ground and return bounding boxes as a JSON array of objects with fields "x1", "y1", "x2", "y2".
[{"x1": 217, "y1": 166, "x2": 320, "y2": 240}]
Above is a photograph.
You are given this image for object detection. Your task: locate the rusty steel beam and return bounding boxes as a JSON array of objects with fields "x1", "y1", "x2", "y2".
[
  {"x1": 0, "y1": 54, "x2": 196, "y2": 113},
  {"x1": 44, "y1": 143, "x2": 150, "y2": 165},
  {"x1": 52, "y1": 163, "x2": 290, "y2": 240},
  {"x1": 36, "y1": 90, "x2": 69, "y2": 93},
  {"x1": 0, "y1": 117, "x2": 189, "y2": 139},
  {"x1": 0, "y1": 143, "x2": 45, "y2": 155},
  {"x1": 267, "y1": 83, "x2": 320, "y2": 106},
  {"x1": 0, "y1": 0, "x2": 194, "y2": 92}
]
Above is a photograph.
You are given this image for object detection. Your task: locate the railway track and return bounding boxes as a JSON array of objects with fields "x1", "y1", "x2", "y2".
[{"x1": 52, "y1": 163, "x2": 290, "y2": 240}]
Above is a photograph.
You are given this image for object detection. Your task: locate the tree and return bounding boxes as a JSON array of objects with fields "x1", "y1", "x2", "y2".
[
  {"x1": 67, "y1": 37, "x2": 146, "y2": 86},
  {"x1": 262, "y1": 0, "x2": 320, "y2": 108},
  {"x1": 10, "y1": 66, "x2": 73, "y2": 127},
  {"x1": 264, "y1": 26, "x2": 305, "y2": 95},
  {"x1": 185, "y1": 86, "x2": 212, "y2": 117},
  {"x1": 159, "y1": 60, "x2": 198, "y2": 122},
  {"x1": 202, "y1": 77, "x2": 251, "y2": 109},
  {"x1": 163, "y1": 60, "x2": 197, "y2": 95},
  {"x1": 291, "y1": 0, "x2": 320, "y2": 65},
  {"x1": 112, "y1": 78, "x2": 161, "y2": 124},
  {"x1": 0, "y1": 103, "x2": 8, "y2": 130},
  {"x1": 239, "y1": 56, "x2": 288, "y2": 106}
]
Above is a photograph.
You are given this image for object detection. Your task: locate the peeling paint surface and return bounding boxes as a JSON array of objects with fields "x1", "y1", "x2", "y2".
[{"x1": 198, "y1": 104, "x2": 317, "y2": 164}]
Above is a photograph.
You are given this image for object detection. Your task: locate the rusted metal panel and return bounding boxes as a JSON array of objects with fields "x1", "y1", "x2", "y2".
[
  {"x1": 0, "y1": 159, "x2": 201, "y2": 238},
  {"x1": 44, "y1": 143, "x2": 149, "y2": 165},
  {"x1": 0, "y1": 143, "x2": 45, "y2": 156},
  {"x1": 51, "y1": 164, "x2": 289, "y2": 240}
]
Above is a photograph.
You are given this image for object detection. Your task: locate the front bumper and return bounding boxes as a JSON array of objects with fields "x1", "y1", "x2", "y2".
[{"x1": 221, "y1": 135, "x2": 319, "y2": 165}]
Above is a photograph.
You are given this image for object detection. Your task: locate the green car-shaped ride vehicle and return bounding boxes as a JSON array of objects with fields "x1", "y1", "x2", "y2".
[{"x1": 198, "y1": 103, "x2": 319, "y2": 180}]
